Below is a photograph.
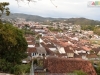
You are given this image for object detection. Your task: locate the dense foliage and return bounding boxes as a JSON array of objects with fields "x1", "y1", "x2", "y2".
[
  {"x1": 14, "y1": 64, "x2": 30, "y2": 75},
  {"x1": 22, "y1": 25, "x2": 35, "y2": 35},
  {"x1": 0, "y1": 2, "x2": 29, "y2": 74},
  {"x1": 0, "y1": 23, "x2": 28, "y2": 73}
]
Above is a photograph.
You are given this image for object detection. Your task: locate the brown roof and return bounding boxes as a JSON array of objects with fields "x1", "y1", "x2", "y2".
[
  {"x1": 27, "y1": 42, "x2": 35, "y2": 45},
  {"x1": 36, "y1": 47, "x2": 47, "y2": 54},
  {"x1": 87, "y1": 54, "x2": 98, "y2": 58},
  {"x1": 64, "y1": 46, "x2": 74, "y2": 53},
  {"x1": 40, "y1": 43, "x2": 55, "y2": 55},
  {"x1": 74, "y1": 54, "x2": 82, "y2": 58},
  {"x1": 44, "y1": 57, "x2": 97, "y2": 75},
  {"x1": 25, "y1": 37, "x2": 35, "y2": 42},
  {"x1": 45, "y1": 47, "x2": 55, "y2": 55},
  {"x1": 46, "y1": 44, "x2": 56, "y2": 48},
  {"x1": 27, "y1": 47, "x2": 37, "y2": 53},
  {"x1": 35, "y1": 43, "x2": 40, "y2": 47},
  {"x1": 93, "y1": 47, "x2": 100, "y2": 53},
  {"x1": 82, "y1": 46, "x2": 91, "y2": 51}
]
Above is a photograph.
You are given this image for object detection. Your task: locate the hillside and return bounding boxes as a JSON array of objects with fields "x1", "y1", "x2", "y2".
[
  {"x1": 1, "y1": 13, "x2": 100, "y2": 25},
  {"x1": 2, "y1": 13, "x2": 46, "y2": 22}
]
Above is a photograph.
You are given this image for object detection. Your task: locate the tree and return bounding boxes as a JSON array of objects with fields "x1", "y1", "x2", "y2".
[
  {"x1": 0, "y1": 23, "x2": 28, "y2": 65},
  {"x1": 94, "y1": 28, "x2": 100, "y2": 36},
  {"x1": 14, "y1": 64, "x2": 30, "y2": 75},
  {"x1": 0, "y1": 2, "x2": 10, "y2": 17}
]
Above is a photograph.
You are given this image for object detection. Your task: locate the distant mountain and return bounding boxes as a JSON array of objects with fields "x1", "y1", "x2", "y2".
[
  {"x1": 1, "y1": 13, "x2": 100, "y2": 25},
  {"x1": 63, "y1": 18, "x2": 100, "y2": 25},
  {"x1": 2, "y1": 13, "x2": 46, "y2": 22}
]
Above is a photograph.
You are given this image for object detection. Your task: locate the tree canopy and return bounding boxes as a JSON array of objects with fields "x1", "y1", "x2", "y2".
[
  {"x1": 0, "y1": 1, "x2": 29, "y2": 73},
  {"x1": 0, "y1": 23, "x2": 28, "y2": 73},
  {"x1": 0, "y1": 23, "x2": 28, "y2": 64},
  {"x1": 0, "y1": 2, "x2": 10, "y2": 17}
]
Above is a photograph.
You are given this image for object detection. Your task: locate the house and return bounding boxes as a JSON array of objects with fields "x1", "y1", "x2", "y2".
[
  {"x1": 81, "y1": 46, "x2": 92, "y2": 54},
  {"x1": 53, "y1": 41, "x2": 68, "y2": 54},
  {"x1": 27, "y1": 47, "x2": 37, "y2": 58},
  {"x1": 27, "y1": 41, "x2": 35, "y2": 48},
  {"x1": 45, "y1": 47, "x2": 55, "y2": 55},
  {"x1": 78, "y1": 53, "x2": 87, "y2": 60},
  {"x1": 64, "y1": 46, "x2": 74, "y2": 58},
  {"x1": 22, "y1": 56, "x2": 31, "y2": 64},
  {"x1": 86, "y1": 54, "x2": 98, "y2": 60},
  {"x1": 36, "y1": 47, "x2": 47, "y2": 57},
  {"x1": 47, "y1": 44, "x2": 57, "y2": 52},
  {"x1": 74, "y1": 47, "x2": 87, "y2": 54},
  {"x1": 25, "y1": 36, "x2": 35, "y2": 47},
  {"x1": 27, "y1": 47, "x2": 47, "y2": 58},
  {"x1": 34, "y1": 28, "x2": 45, "y2": 33},
  {"x1": 93, "y1": 47, "x2": 100, "y2": 55},
  {"x1": 44, "y1": 57, "x2": 97, "y2": 75},
  {"x1": 40, "y1": 42, "x2": 57, "y2": 52}
]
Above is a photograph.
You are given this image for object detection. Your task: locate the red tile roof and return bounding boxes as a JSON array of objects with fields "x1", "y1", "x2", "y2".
[
  {"x1": 44, "y1": 57, "x2": 97, "y2": 75},
  {"x1": 87, "y1": 54, "x2": 98, "y2": 58},
  {"x1": 82, "y1": 46, "x2": 91, "y2": 51},
  {"x1": 64, "y1": 46, "x2": 74, "y2": 53},
  {"x1": 27, "y1": 47, "x2": 37, "y2": 53},
  {"x1": 27, "y1": 42, "x2": 35, "y2": 45}
]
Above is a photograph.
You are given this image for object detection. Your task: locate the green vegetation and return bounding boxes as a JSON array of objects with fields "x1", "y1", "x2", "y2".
[
  {"x1": 42, "y1": 21, "x2": 53, "y2": 25},
  {"x1": 0, "y1": 23, "x2": 28, "y2": 63},
  {"x1": 33, "y1": 59, "x2": 38, "y2": 65},
  {"x1": 73, "y1": 70, "x2": 87, "y2": 75},
  {"x1": 81, "y1": 25, "x2": 100, "y2": 36},
  {"x1": 0, "y1": 22, "x2": 28, "y2": 73},
  {"x1": 90, "y1": 39, "x2": 100, "y2": 45},
  {"x1": 33, "y1": 58, "x2": 43, "y2": 67},
  {"x1": 94, "y1": 62, "x2": 100, "y2": 75},
  {"x1": 48, "y1": 27, "x2": 63, "y2": 32},
  {"x1": 22, "y1": 26, "x2": 35, "y2": 35},
  {"x1": 0, "y1": 2, "x2": 29, "y2": 74},
  {"x1": 94, "y1": 27, "x2": 100, "y2": 36},
  {"x1": 38, "y1": 59, "x2": 43, "y2": 67},
  {"x1": 14, "y1": 64, "x2": 30, "y2": 75},
  {"x1": 0, "y1": 2, "x2": 10, "y2": 17},
  {"x1": 81, "y1": 25, "x2": 95, "y2": 31}
]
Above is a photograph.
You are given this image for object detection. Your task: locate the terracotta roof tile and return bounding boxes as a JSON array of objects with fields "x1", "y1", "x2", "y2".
[
  {"x1": 64, "y1": 46, "x2": 74, "y2": 53},
  {"x1": 82, "y1": 46, "x2": 91, "y2": 51},
  {"x1": 87, "y1": 54, "x2": 98, "y2": 58},
  {"x1": 27, "y1": 42, "x2": 35, "y2": 45},
  {"x1": 45, "y1": 47, "x2": 55, "y2": 55},
  {"x1": 27, "y1": 47, "x2": 37, "y2": 53},
  {"x1": 44, "y1": 57, "x2": 97, "y2": 75}
]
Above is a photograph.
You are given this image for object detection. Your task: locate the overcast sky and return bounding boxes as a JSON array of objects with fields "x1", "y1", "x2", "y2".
[{"x1": 0, "y1": 0, "x2": 100, "y2": 20}]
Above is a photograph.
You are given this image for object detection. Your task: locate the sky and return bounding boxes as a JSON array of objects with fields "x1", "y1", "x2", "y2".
[{"x1": 0, "y1": 0, "x2": 100, "y2": 21}]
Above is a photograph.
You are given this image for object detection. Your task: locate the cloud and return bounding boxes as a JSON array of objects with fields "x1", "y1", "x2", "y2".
[{"x1": 0, "y1": 0, "x2": 100, "y2": 20}]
